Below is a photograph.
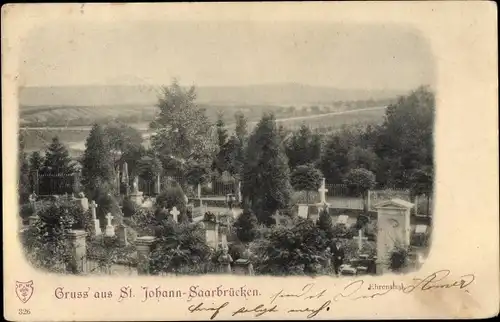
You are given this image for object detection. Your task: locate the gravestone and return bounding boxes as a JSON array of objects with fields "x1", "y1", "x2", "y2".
[
  {"x1": 237, "y1": 181, "x2": 242, "y2": 202},
  {"x1": 203, "y1": 213, "x2": 219, "y2": 249},
  {"x1": 298, "y1": 205, "x2": 308, "y2": 219},
  {"x1": 339, "y1": 264, "x2": 357, "y2": 276},
  {"x1": 29, "y1": 192, "x2": 38, "y2": 213},
  {"x1": 374, "y1": 198, "x2": 414, "y2": 274},
  {"x1": 170, "y1": 207, "x2": 180, "y2": 223},
  {"x1": 104, "y1": 213, "x2": 115, "y2": 237},
  {"x1": 336, "y1": 215, "x2": 349, "y2": 226},
  {"x1": 155, "y1": 174, "x2": 161, "y2": 195},
  {"x1": 135, "y1": 236, "x2": 156, "y2": 275},
  {"x1": 89, "y1": 200, "x2": 102, "y2": 236},
  {"x1": 116, "y1": 224, "x2": 128, "y2": 246},
  {"x1": 353, "y1": 229, "x2": 368, "y2": 252},
  {"x1": 74, "y1": 192, "x2": 89, "y2": 212},
  {"x1": 318, "y1": 178, "x2": 329, "y2": 205},
  {"x1": 129, "y1": 176, "x2": 143, "y2": 205}
]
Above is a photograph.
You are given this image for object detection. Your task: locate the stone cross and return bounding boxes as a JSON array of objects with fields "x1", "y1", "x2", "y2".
[
  {"x1": 170, "y1": 207, "x2": 180, "y2": 223},
  {"x1": 197, "y1": 183, "x2": 202, "y2": 199},
  {"x1": 318, "y1": 178, "x2": 328, "y2": 204},
  {"x1": 353, "y1": 229, "x2": 368, "y2": 251},
  {"x1": 106, "y1": 213, "x2": 114, "y2": 226},
  {"x1": 90, "y1": 200, "x2": 98, "y2": 220}
]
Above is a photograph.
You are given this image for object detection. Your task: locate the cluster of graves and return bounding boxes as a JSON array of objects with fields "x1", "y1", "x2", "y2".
[{"x1": 22, "y1": 173, "x2": 431, "y2": 276}]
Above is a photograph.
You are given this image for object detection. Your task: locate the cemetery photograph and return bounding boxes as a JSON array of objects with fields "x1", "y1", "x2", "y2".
[{"x1": 17, "y1": 20, "x2": 434, "y2": 278}]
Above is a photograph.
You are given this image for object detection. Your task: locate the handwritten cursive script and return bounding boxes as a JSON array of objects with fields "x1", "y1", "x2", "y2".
[
  {"x1": 187, "y1": 302, "x2": 229, "y2": 320},
  {"x1": 270, "y1": 283, "x2": 327, "y2": 304},
  {"x1": 402, "y1": 270, "x2": 475, "y2": 293},
  {"x1": 288, "y1": 300, "x2": 331, "y2": 318},
  {"x1": 232, "y1": 304, "x2": 278, "y2": 317}
]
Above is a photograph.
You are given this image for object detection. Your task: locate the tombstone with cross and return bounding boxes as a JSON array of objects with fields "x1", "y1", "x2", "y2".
[
  {"x1": 105, "y1": 213, "x2": 115, "y2": 237},
  {"x1": 318, "y1": 178, "x2": 329, "y2": 206},
  {"x1": 90, "y1": 200, "x2": 102, "y2": 236},
  {"x1": 353, "y1": 229, "x2": 368, "y2": 252},
  {"x1": 170, "y1": 207, "x2": 180, "y2": 223}
]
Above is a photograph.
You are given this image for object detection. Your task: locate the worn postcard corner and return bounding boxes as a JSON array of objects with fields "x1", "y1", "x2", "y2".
[{"x1": 2, "y1": 2, "x2": 499, "y2": 321}]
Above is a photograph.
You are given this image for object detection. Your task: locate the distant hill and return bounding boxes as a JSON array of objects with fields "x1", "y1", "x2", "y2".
[{"x1": 19, "y1": 83, "x2": 408, "y2": 107}]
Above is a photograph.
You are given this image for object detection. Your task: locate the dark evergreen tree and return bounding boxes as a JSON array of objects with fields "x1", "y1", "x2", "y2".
[
  {"x1": 242, "y1": 113, "x2": 292, "y2": 226},
  {"x1": 81, "y1": 124, "x2": 115, "y2": 194},
  {"x1": 285, "y1": 124, "x2": 322, "y2": 169},
  {"x1": 233, "y1": 208, "x2": 258, "y2": 243},
  {"x1": 43, "y1": 137, "x2": 75, "y2": 174},
  {"x1": 29, "y1": 151, "x2": 44, "y2": 173},
  {"x1": 234, "y1": 111, "x2": 248, "y2": 145}
]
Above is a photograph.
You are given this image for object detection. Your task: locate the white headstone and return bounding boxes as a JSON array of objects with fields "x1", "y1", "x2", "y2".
[
  {"x1": 170, "y1": 207, "x2": 180, "y2": 223},
  {"x1": 336, "y1": 215, "x2": 349, "y2": 225},
  {"x1": 156, "y1": 174, "x2": 161, "y2": 194},
  {"x1": 374, "y1": 198, "x2": 414, "y2": 274},
  {"x1": 105, "y1": 213, "x2": 115, "y2": 237},
  {"x1": 197, "y1": 184, "x2": 202, "y2": 199},
  {"x1": 298, "y1": 205, "x2": 309, "y2": 219},
  {"x1": 318, "y1": 178, "x2": 328, "y2": 204},
  {"x1": 90, "y1": 200, "x2": 98, "y2": 220}
]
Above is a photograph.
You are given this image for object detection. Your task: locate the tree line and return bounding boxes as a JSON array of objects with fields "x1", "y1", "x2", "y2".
[{"x1": 19, "y1": 80, "x2": 434, "y2": 227}]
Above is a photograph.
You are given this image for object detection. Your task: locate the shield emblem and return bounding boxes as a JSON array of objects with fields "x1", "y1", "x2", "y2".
[{"x1": 15, "y1": 281, "x2": 34, "y2": 304}]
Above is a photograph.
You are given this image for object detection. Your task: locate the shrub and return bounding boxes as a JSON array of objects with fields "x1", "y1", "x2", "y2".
[
  {"x1": 129, "y1": 207, "x2": 156, "y2": 236},
  {"x1": 389, "y1": 244, "x2": 410, "y2": 273},
  {"x1": 156, "y1": 186, "x2": 187, "y2": 216},
  {"x1": 21, "y1": 199, "x2": 92, "y2": 273},
  {"x1": 150, "y1": 221, "x2": 211, "y2": 275},
  {"x1": 252, "y1": 218, "x2": 328, "y2": 276},
  {"x1": 122, "y1": 197, "x2": 140, "y2": 218},
  {"x1": 228, "y1": 242, "x2": 247, "y2": 260}
]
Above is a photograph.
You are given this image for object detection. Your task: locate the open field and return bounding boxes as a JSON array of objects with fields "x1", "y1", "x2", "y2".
[{"x1": 21, "y1": 106, "x2": 387, "y2": 153}]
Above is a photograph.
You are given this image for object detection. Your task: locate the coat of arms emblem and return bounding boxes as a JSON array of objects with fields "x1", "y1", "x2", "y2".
[{"x1": 15, "y1": 281, "x2": 34, "y2": 304}]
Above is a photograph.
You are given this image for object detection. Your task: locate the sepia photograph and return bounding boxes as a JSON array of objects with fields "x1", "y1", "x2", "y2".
[
  {"x1": 3, "y1": 2, "x2": 498, "y2": 320},
  {"x1": 17, "y1": 18, "x2": 434, "y2": 278}
]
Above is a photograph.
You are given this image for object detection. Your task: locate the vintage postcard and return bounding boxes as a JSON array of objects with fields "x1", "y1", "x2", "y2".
[{"x1": 2, "y1": 2, "x2": 498, "y2": 320}]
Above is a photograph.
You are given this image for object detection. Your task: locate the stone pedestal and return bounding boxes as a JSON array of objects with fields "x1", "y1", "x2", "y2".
[
  {"x1": 129, "y1": 192, "x2": 144, "y2": 206},
  {"x1": 374, "y1": 198, "x2": 414, "y2": 274},
  {"x1": 94, "y1": 219, "x2": 102, "y2": 236},
  {"x1": 68, "y1": 230, "x2": 87, "y2": 274},
  {"x1": 105, "y1": 225, "x2": 115, "y2": 237},
  {"x1": 136, "y1": 236, "x2": 156, "y2": 275},
  {"x1": 232, "y1": 259, "x2": 254, "y2": 275},
  {"x1": 117, "y1": 224, "x2": 128, "y2": 247},
  {"x1": 203, "y1": 218, "x2": 219, "y2": 250}
]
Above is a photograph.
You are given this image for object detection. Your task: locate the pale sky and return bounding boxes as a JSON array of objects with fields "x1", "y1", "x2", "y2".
[{"x1": 20, "y1": 21, "x2": 435, "y2": 90}]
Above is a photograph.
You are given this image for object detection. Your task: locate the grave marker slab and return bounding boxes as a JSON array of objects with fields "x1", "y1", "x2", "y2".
[
  {"x1": 336, "y1": 215, "x2": 349, "y2": 225},
  {"x1": 105, "y1": 213, "x2": 115, "y2": 237},
  {"x1": 298, "y1": 205, "x2": 309, "y2": 219}
]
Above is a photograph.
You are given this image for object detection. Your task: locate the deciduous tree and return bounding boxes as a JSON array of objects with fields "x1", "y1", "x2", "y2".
[{"x1": 150, "y1": 80, "x2": 218, "y2": 181}]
